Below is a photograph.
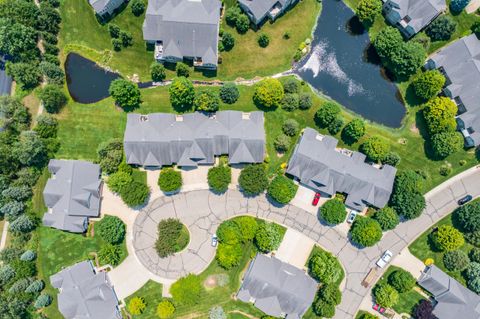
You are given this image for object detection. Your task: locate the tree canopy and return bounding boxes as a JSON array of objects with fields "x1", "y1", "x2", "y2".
[
  {"x1": 109, "y1": 79, "x2": 141, "y2": 110},
  {"x1": 253, "y1": 78, "x2": 284, "y2": 108}
]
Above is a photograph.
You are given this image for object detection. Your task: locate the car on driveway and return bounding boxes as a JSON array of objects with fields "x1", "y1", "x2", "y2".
[
  {"x1": 211, "y1": 234, "x2": 218, "y2": 247},
  {"x1": 458, "y1": 194, "x2": 473, "y2": 205},
  {"x1": 347, "y1": 211, "x2": 357, "y2": 223},
  {"x1": 376, "y1": 250, "x2": 393, "y2": 268},
  {"x1": 312, "y1": 193, "x2": 321, "y2": 206}
]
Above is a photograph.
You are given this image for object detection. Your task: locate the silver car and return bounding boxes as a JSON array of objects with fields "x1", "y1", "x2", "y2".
[
  {"x1": 376, "y1": 250, "x2": 393, "y2": 268},
  {"x1": 211, "y1": 234, "x2": 218, "y2": 247}
]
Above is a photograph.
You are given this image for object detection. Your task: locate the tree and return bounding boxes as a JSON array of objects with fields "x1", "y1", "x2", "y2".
[
  {"x1": 109, "y1": 79, "x2": 141, "y2": 110},
  {"x1": 238, "y1": 164, "x2": 268, "y2": 196},
  {"x1": 219, "y1": 83, "x2": 239, "y2": 104},
  {"x1": 299, "y1": 93, "x2": 313, "y2": 110},
  {"x1": 217, "y1": 220, "x2": 241, "y2": 244},
  {"x1": 471, "y1": 247, "x2": 480, "y2": 263},
  {"x1": 257, "y1": 33, "x2": 270, "y2": 48},
  {"x1": 356, "y1": 0, "x2": 382, "y2": 22},
  {"x1": 450, "y1": 0, "x2": 470, "y2": 13},
  {"x1": 431, "y1": 225, "x2": 464, "y2": 251},
  {"x1": 157, "y1": 300, "x2": 175, "y2": 318},
  {"x1": 207, "y1": 165, "x2": 231, "y2": 193},
  {"x1": 255, "y1": 222, "x2": 283, "y2": 252},
  {"x1": 14, "y1": 131, "x2": 47, "y2": 167},
  {"x1": 38, "y1": 85, "x2": 67, "y2": 113},
  {"x1": 2, "y1": 186, "x2": 32, "y2": 202},
  {"x1": 431, "y1": 131, "x2": 463, "y2": 158},
  {"x1": 109, "y1": 24, "x2": 121, "y2": 38},
  {"x1": 6, "y1": 62, "x2": 41, "y2": 89},
  {"x1": 350, "y1": 217, "x2": 383, "y2": 247},
  {"x1": 315, "y1": 102, "x2": 340, "y2": 128},
  {"x1": 120, "y1": 31, "x2": 133, "y2": 47},
  {"x1": 222, "y1": 32, "x2": 235, "y2": 51},
  {"x1": 372, "y1": 207, "x2": 399, "y2": 231},
  {"x1": 97, "y1": 138, "x2": 123, "y2": 174},
  {"x1": 313, "y1": 300, "x2": 335, "y2": 318},
  {"x1": 0, "y1": 96, "x2": 31, "y2": 132},
  {"x1": 360, "y1": 136, "x2": 390, "y2": 162},
  {"x1": 389, "y1": 41, "x2": 426, "y2": 79},
  {"x1": 0, "y1": 265, "x2": 15, "y2": 286},
  {"x1": 473, "y1": 21, "x2": 480, "y2": 36},
  {"x1": 97, "y1": 215, "x2": 126, "y2": 245},
  {"x1": 235, "y1": 14, "x2": 250, "y2": 33},
  {"x1": 342, "y1": 118, "x2": 366, "y2": 143},
  {"x1": 426, "y1": 16, "x2": 457, "y2": 41},
  {"x1": 282, "y1": 119, "x2": 300, "y2": 136},
  {"x1": 455, "y1": 201, "x2": 480, "y2": 232},
  {"x1": 0, "y1": 0, "x2": 40, "y2": 28},
  {"x1": 151, "y1": 62, "x2": 166, "y2": 82},
  {"x1": 373, "y1": 26, "x2": 404, "y2": 60},
  {"x1": 1, "y1": 201, "x2": 25, "y2": 221},
  {"x1": 216, "y1": 242, "x2": 243, "y2": 269},
  {"x1": 170, "y1": 274, "x2": 203, "y2": 305},
  {"x1": 273, "y1": 134, "x2": 291, "y2": 152},
  {"x1": 209, "y1": 306, "x2": 226, "y2": 319},
  {"x1": 317, "y1": 284, "x2": 342, "y2": 305},
  {"x1": 443, "y1": 250, "x2": 469, "y2": 271},
  {"x1": 392, "y1": 191, "x2": 425, "y2": 220},
  {"x1": 34, "y1": 294, "x2": 52, "y2": 309},
  {"x1": 373, "y1": 283, "x2": 399, "y2": 308},
  {"x1": 253, "y1": 78, "x2": 284, "y2": 108},
  {"x1": 25, "y1": 280, "x2": 44, "y2": 293},
  {"x1": 412, "y1": 70, "x2": 445, "y2": 100},
  {"x1": 281, "y1": 93, "x2": 299, "y2": 111},
  {"x1": 131, "y1": 0, "x2": 145, "y2": 16},
  {"x1": 98, "y1": 243, "x2": 122, "y2": 266},
  {"x1": 309, "y1": 250, "x2": 343, "y2": 284},
  {"x1": 112, "y1": 38, "x2": 122, "y2": 51},
  {"x1": 413, "y1": 300, "x2": 436, "y2": 319},
  {"x1": 128, "y1": 297, "x2": 146, "y2": 315},
  {"x1": 176, "y1": 62, "x2": 190, "y2": 77},
  {"x1": 388, "y1": 269, "x2": 415, "y2": 293},
  {"x1": 235, "y1": 216, "x2": 258, "y2": 242},
  {"x1": 39, "y1": 61, "x2": 65, "y2": 85},
  {"x1": 225, "y1": 6, "x2": 241, "y2": 26},
  {"x1": 119, "y1": 180, "x2": 150, "y2": 207},
  {"x1": 158, "y1": 168, "x2": 182, "y2": 193},
  {"x1": 107, "y1": 171, "x2": 132, "y2": 194},
  {"x1": 382, "y1": 152, "x2": 401, "y2": 167},
  {"x1": 267, "y1": 175, "x2": 298, "y2": 204},
  {"x1": 155, "y1": 218, "x2": 188, "y2": 257},
  {"x1": 34, "y1": 114, "x2": 58, "y2": 138},
  {"x1": 0, "y1": 20, "x2": 37, "y2": 58},
  {"x1": 320, "y1": 199, "x2": 347, "y2": 225},
  {"x1": 194, "y1": 90, "x2": 220, "y2": 112},
  {"x1": 423, "y1": 97, "x2": 457, "y2": 135},
  {"x1": 169, "y1": 77, "x2": 195, "y2": 111}
]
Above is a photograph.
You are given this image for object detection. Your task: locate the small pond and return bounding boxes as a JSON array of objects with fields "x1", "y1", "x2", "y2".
[
  {"x1": 65, "y1": 53, "x2": 121, "y2": 104},
  {"x1": 294, "y1": 0, "x2": 406, "y2": 127}
]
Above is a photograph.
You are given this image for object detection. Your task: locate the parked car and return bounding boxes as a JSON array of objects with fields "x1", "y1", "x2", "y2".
[
  {"x1": 211, "y1": 234, "x2": 218, "y2": 247},
  {"x1": 372, "y1": 304, "x2": 386, "y2": 314},
  {"x1": 312, "y1": 193, "x2": 321, "y2": 206},
  {"x1": 458, "y1": 194, "x2": 473, "y2": 205},
  {"x1": 376, "y1": 250, "x2": 393, "y2": 268},
  {"x1": 347, "y1": 211, "x2": 357, "y2": 223}
]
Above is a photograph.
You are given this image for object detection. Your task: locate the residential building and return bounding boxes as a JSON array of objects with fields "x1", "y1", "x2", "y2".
[
  {"x1": 418, "y1": 265, "x2": 480, "y2": 319},
  {"x1": 286, "y1": 128, "x2": 397, "y2": 211},
  {"x1": 50, "y1": 260, "x2": 122, "y2": 319},
  {"x1": 123, "y1": 111, "x2": 265, "y2": 167},
  {"x1": 237, "y1": 254, "x2": 317, "y2": 318},
  {"x1": 0, "y1": 57, "x2": 12, "y2": 96},
  {"x1": 425, "y1": 34, "x2": 480, "y2": 147},
  {"x1": 143, "y1": 0, "x2": 221, "y2": 69},
  {"x1": 88, "y1": 0, "x2": 125, "y2": 16},
  {"x1": 383, "y1": 0, "x2": 446, "y2": 38},
  {"x1": 238, "y1": 0, "x2": 297, "y2": 26},
  {"x1": 42, "y1": 159, "x2": 102, "y2": 233}
]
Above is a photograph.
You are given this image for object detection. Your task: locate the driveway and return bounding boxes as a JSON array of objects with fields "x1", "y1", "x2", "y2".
[{"x1": 275, "y1": 228, "x2": 315, "y2": 269}]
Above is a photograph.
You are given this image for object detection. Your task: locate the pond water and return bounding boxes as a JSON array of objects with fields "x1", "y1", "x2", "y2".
[
  {"x1": 65, "y1": 53, "x2": 121, "y2": 104},
  {"x1": 294, "y1": 0, "x2": 406, "y2": 127}
]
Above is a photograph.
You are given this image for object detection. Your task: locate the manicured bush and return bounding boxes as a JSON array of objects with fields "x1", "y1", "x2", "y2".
[
  {"x1": 455, "y1": 201, "x2": 480, "y2": 232},
  {"x1": 412, "y1": 70, "x2": 445, "y2": 100},
  {"x1": 471, "y1": 247, "x2": 480, "y2": 263},
  {"x1": 131, "y1": 0, "x2": 145, "y2": 16},
  {"x1": 282, "y1": 119, "x2": 300, "y2": 136},
  {"x1": 151, "y1": 62, "x2": 166, "y2": 82},
  {"x1": 170, "y1": 274, "x2": 203, "y2": 305},
  {"x1": 253, "y1": 78, "x2": 284, "y2": 108},
  {"x1": 431, "y1": 131, "x2": 463, "y2": 158},
  {"x1": 128, "y1": 297, "x2": 146, "y2": 315},
  {"x1": 34, "y1": 114, "x2": 58, "y2": 138},
  {"x1": 176, "y1": 62, "x2": 190, "y2": 77},
  {"x1": 97, "y1": 215, "x2": 126, "y2": 245},
  {"x1": 309, "y1": 250, "x2": 343, "y2": 284},
  {"x1": 98, "y1": 243, "x2": 122, "y2": 266},
  {"x1": 466, "y1": 230, "x2": 480, "y2": 247},
  {"x1": 281, "y1": 93, "x2": 299, "y2": 111},
  {"x1": 450, "y1": 0, "x2": 470, "y2": 12},
  {"x1": 257, "y1": 33, "x2": 270, "y2": 48},
  {"x1": 360, "y1": 136, "x2": 390, "y2": 162},
  {"x1": 169, "y1": 77, "x2": 195, "y2": 111},
  {"x1": 283, "y1": 78, "x2": 300, "y2": 94},
  {"x1": 255, "y1": 222, "x2": 283, "y2": 252},
  {"x1": 107, "y1": 171, "x2": 132, "y2": 193},
  {"x1": 267, "y1": 175, "x2": 298, "y2": 204},
  {"x1": 431, "y1": 225, "x2": 464, "y2": 251},
  {"x1": 194, "y1": 90, "x2": 220, "y2": 112},
  {"x1": 157, "y1": 300, "x2": 175, "y2": 318},
  {"x1": 443, "y1": 250, "x2": 469, "y2": 271},
  {"x1": 235, "y1": 14, "x2": 250, "y2": 33},
  {"x1": 299, "y1": 93, "x2": 313, "y2": 110},
  {"x1": 20, "y1": 250, "x2": 36, "y2": 262},
  {"x1": 315, "y1": 102, "x2": 340, "y2": 128},
  {"x1": 34, "y1": 294, "x2": 52, "y2": 309},
  {"x1": 350, "y1": 217, "x2": 383, "y2": 247},
  {"x1": 219, "y1": 83, "x2": 239, "y2": 104},
  {"x1": 216, "y1": 242, "x2": 243, "y2": 269},
  {"x1": 222, "y1": 31, "x2": 235, "y2": 51},
  {"x1": 423, "y1": 97, "x2": 457, "y2": 136},
  {"x1": 356, "y1": 0, "x2": 382, "y2": 22},
  {"x1": 342, "y1": 118, "x2": 366, "y2": 143},
  {"x1": 158, "y1": 168, "x2": 182, "y2": 193},
  {"x1": 373, "y1": 207, "x2": 399, "y2": 231},
  {"x1": 413, "y1": 300, "x2": 436, "y2": 319},
  {"x1": 426, "y1": 16, "x2": 457, "y2": 41},
  {"x1": 235, "y1": 216, "x2": 258, "y2": 242},
  {"x1": 388, "y1": 269, "x2": 415, "y2": 293},
  {"x1": 25, "y1": 280, "x2": 44, "y2": 293},
  {"x1": 382, "y1": 152, "x2": 401, "y2": 167},
  {"x1": 109, "y1": 79, "x2": 141, "y2": 110},
  {"x1": 238, "y1": 164, "x2": 268, "y2": 196},
  {"x1": 209, "y1": 306, "x2": 226, "y2": 319},
  {"x1": 319, "y1": 199, "x2": 346, "y2": 225},
  {"x1": 155, "y1": 218, "x2": 189, "y2": 257},
  {"x1": 38, "y1": 85, "x2": 67, "y2": 113},
  {"x1": 120, "y1": 180, "x2": 150, "y2": 207},
  {"x1": 217, "y1": 220, "x2": 241, "y2": 244},
  {"x1": 390, "y1": 170, "x2": 426, "y2": 220},
  {"x1": 373, "y1": 283, "x2": 399, "y2": 308},
  {"x1": 313, "y1": 300, "x2": 335, "y2": 318},
  {"x1": 9, "y1": 278, "x2": 30, "y2": 293},
  {"x1": 317, "y1": 284, "x2": 342, "y2": 305},
  {"x1": 207, "y1": 165, "x2": 231, "y2": 193},
  {"x1": 273, "y1": 134, "x2": 291, "y2": 153}
]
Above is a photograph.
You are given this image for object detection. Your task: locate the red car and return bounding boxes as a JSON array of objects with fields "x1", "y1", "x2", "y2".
[{"x1": 312, "y1": 193, "x2": 321, "y2": 206}]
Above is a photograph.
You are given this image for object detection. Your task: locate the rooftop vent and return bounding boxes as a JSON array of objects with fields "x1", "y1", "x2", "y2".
[
  {"x1": 140, "y1": 115, "x2": 149, "y2": 122},
  {"x1": 315, "y1": 134, "x2": 324, "y2": 141},
  {"x1": 175, "y1": 115, "x2": 184, "y2": 122},
  {"x1": 242, "y1": 112, "x2": 251, "y2": 120},
  {"x1": 337, "y1": 148, "x2": 353, "y2": 157}
]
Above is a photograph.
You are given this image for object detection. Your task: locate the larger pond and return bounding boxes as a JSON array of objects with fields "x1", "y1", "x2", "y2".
[
  {"x1": 65, "y1": 53, "x2": 121, "y2": 104},
  {"x1": 295, "y1": 0, "x2": 405, "y2": 127}
]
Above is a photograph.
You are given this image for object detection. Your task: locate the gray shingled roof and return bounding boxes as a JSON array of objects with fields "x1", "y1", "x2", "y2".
[
  {"x1": 0, "y1": 57, "x2": 12, "y2": 96},
  {"x1": 123, "y1": 111, "x2": 265, "y2": 167},
  {"x1": 426, "y1": 34, "x2": 480, "y2": 145},
  {"x1": 418, "y1": 265, "x2": 480, "y2": 319},
  {"x1": 50, "y1": 261, "x2": 122, "y2": 319},
  {"x1": 143, "y1": 0, "x2": 221, "y2": 66},
  {"x1": 237, "y1": 254, "x2": 317, "y2": 318},
  {"x1": 42, "y1": 159, "x2": 102, "y2": 233},
  {"x1": 238, "y1": 0, "x2": 287, "y2": 23},
  {"x1": 286, "y1": 128, "x2": 396, "y2": 210}
]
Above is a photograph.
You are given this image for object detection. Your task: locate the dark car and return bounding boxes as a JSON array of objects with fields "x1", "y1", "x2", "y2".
[{"x1": 458, "y1": 195, "x2": 473, "y2": 205}]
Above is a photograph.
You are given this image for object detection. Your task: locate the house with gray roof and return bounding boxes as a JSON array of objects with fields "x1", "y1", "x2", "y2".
[
  {"x1": 383, "y1": 0, "x2": 446, "y2": 38},
  {"x1": 238, "y1": 0, "x2": 297, "y2": 26},
  {"x1": 88, "y1": 0, "x2": 125, "y2": 16},
  {"x1": 286, "y1": 128, "x2": 396, "y2": 211},
  {"x1": 0, "y1": 57, "x2": 12, "y2": 96},
  {"x1": 237, "y1": 254, "x2": 317, "y2": 319},
  {"x1": 123, "y1": 111, "x2": 265, "y2": 167},
  {"x1": 418, "y1": 265, "x2": 480, "y2": 319},
  {"x1": 143, "y1": 0, "x2": 221, "y2": 69},
  {"x1": 50, "y1": 260, "x2": 122, "y2": 319},
  {"x1": 42, "y1": 159, "x2": 102, "y2": 233},
  {"x1": 425, "y1": 34, "x2": 480, "y2": 147}
]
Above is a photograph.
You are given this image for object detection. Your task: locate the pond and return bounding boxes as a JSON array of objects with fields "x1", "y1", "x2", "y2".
[
  {"x1": 65, "y1": 53, "x2": 121, "y2": 104},
  {"x1": 294, "y1": 0, "x2": 406, "y2": 128}
]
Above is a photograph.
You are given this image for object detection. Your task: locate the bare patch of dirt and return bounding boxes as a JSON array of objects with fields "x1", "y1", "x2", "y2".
[
  {"x1": 204, "y1": 275, "x2": 217, "y2": 289},
  {"x1": 409, "y1": 123, "x2": 419, "y2": 134}
]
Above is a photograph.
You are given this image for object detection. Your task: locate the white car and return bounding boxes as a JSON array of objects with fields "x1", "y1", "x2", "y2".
[
  {"x1": 347, "y1": 211, "x2": 357, "y2": 224},
  {"x1": 211, "y1": 234, "x2": 218, "y2": 247},
  {"x1": 376, "y1": 250, "x2": 393, "y2": 268}
]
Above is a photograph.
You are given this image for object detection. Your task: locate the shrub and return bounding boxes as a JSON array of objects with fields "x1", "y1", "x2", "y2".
[
  {"x1": 170, "y1": 274, "x2": 203, "y2": 305},
  {"x1": 473, "y1": 21, "x2": 480, "y2": 36},
  {"x1": 20, "y1": 250, "x2": 36, "y2": 262},
  {"x1": 388, "y1": 269, "x2": 415, "y2": 293},
  {"x1": 8, "y1": 278, "x2": 30, "y2": 293},
  {"x1": 97, "y1": 215, "x2": 126, "y2": 245},
  {"x1": 98, "y1": 244, "x2": 122, "y2": 266},
  {"x1": 120, "y1": 31, "x2": 133, "y2": 47},
  {"x1": 209, "y1": 306, "x2": 226, "y2": 319},
  {"x1": 158, "y1": 168, "x2": 182, "y2": 193},
  {"x1": 360, "y1": 136, "x2": 390, "y2": 162},
  {"x1": 273, "y1": 134, "x2": 291, "y2": 153},
  {"x1": 6, "y1": 62, "x2": 41, "y2": 89},
  {"x1": 107, "y1": 171, "x2": 132, "y2": 193},
  {"x1": 97, "y1": 138, "x2": 123, "y2": 174},
  {"x1": 281, "y1": 93, "x2": 299, "y2": 111},
  {"x1": 120, "y1": 180, "x2": 150, "y2": 207},
  {"x1": 131, "y1": 0, "x2": 145, "y2": 16},
  {"x1": 468, "y1": 276, "x2": 480, "y2": 293},
  {"x1": 112, "y1": 38, "x2": 122, "y2": 51},
  {"x1": 431, "y1": 131, "x2": 463, "y2": 158},
  {"x1": 357, "y1": 0, "x2": 382, "y2": 22},
  {"x1": 217, "y1": 220, "x2": 241, "y2": 244},
  {"x1": 413, "y1": 300, "x2": 436, "y2": 319},
  {"x1": 216, "y1": 242, "x2": 243, "y2": 269},
  {"x1": 34, "y1": 294, "x2": 52, "y2": 309},
  {"x1": 194, "y1": 90, "x2": 220, "y2": 112},
  {"x1": 109, "y1": 79, "x2": 141, "y2": 110},
  {"x1": 253, "y1": 78, "x2": 284, "y2": 108},
  {"x1": 450, "y1": 0, "x2": 470, "y2": 12},
  {"x1": 257, "y1": 33, "x2": 270, "y2": 48},
  {"x1": 320, "y1": 199, "x2": 346, "y2": 225},
  {"x1": 9, "y1": 215, "x2": 35, "y2": 233},
  {"x1": 225, "y1": 6, "x2": 241, "y2": 26},
  {"x1": 169, "y1": 77, "x2": 195, "y2": 111},
  {"x1": 373, "y1": 207, "x2": 399, "y2": 231},
  {"x1": 235, "y1": 216, "x2": 258, "y2": 242},
  {"x1": 108, "y1": 24, "x2": 120, "y2": 38},
  {"x1": 327, "y1": 117, "x2": 344, "y2": 135},
  {"x1": 175, "y1": 62, "x2": 190, "y2": 77},
  {"x1": 208, "y1": 165, "x2": 231, "y2": 193},
  {"x1": 34, "y1": 114, "x2": 58, "y2": 138},
  {"x1": 128, "y1": 297, "x2": 146, "y2": 315},
  {"x1": 467, "y1": 262, "x2": 480, "y2": 279},
  {"x1": 219, "y1": 83, "x2": 239, "y2": 104},
  {"x1": 373, "y1": 283, "x2": 399, "y2": 308},
  {"x1": 426, "y1": 16, "x2": 456, "y2": 41},
  {"x1": 466, "y1": 230, "x2": 480, "y2": 246},
  {"x1": 313, "y1": 300, "x2": 335, "y2": 318},
  {"x1": 299, "y1": 93, "x2": 313, "y2": 110},
  {"x1": 235, "y1": 14, "x2": 250, "y2": 33},
  {"x1": 267, "y1": 175, "x2": 298, "y2": 204},
  {"x1": 222, "y1": 31, "x2": 235, "y2": 51},
  {"x1": 390, "y1": 170, "x2": 426, "y2": 219},
  {"x1": 431, "y1": 225, "x2": 464, "y2": 251},
  {"x1": 155, "y1": 218, "x2": 189, "y2": 257},
  {"x1": 1, "y1": 201, "x2": 25, "y2": 220},
  {"x1": 151, "y1": 62, "x2": 166, "y2": 82},
  {"x1": 283, "y1": 78, "x2": 300, "y2": 94},
  {"x1": 342, "y1": 118, "x2": 366, "y2": 143},
  {"x1": 412, "y1": 70, "x2": 445, "y2": 100},
  {"x1": 239, "y1": 164, "x2": 268, "y2": 196},
  {"x1": 317, "y1": 284, "x2": 341, "y2": 305},
  {"x1": 282, "y1": 119, "x2": 300, "y2": 136},
  {"x1": 25, "y1": 280, "x2": 44, "y2": 293},
  {"x1": 382, "y1": 152, "x2": 401, "y2": 167},
  {"x1": 315, "y1": 102, "x2": 340, "y2": 128},
  {"x1": 423, "y1": 97, "x2": 457, "y2": 135},
  {"x1": 157, "y1": 300, "x2": 175, "y2": 318},
  {"x1": 359, "y1": 314, "x2": 379, "y2": 319},
  {"x1": 309, "y1": 250, "x2": 343, "y2": 284},
  {"x1": 471, "y1": 247, "x2": 480, "y2": 263},
  {"x1": 0, "y1": 265, "x2": 15, "y2": 285},
  {"x1": 39, "y1": 61, "x2": 64, "y2": 85},
  {"x1": 350, "y1": 217, "x2": 383, "y2": 247},
  {"x1": 255, "y1": 222, "x2": 283, "y2": 252},
  {"x1": 455, "y1": 201, "x2": 480, "y2": 232},
  {"x1": 38, "y1": 85, "x2": 67, "y2": 113},
  {"x1": 443, "y1": 250, "x2": 469, "y2": 271},
  {"x1": 439, "y1": 165, "x2": 452, "y2": 176}
]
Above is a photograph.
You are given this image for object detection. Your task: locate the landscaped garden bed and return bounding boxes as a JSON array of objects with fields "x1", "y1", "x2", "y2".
[{"x1": 155, "y1": 218, "x2": 190, "y2": 257}]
